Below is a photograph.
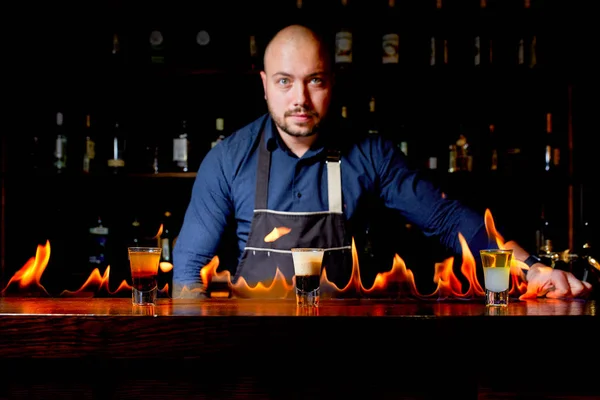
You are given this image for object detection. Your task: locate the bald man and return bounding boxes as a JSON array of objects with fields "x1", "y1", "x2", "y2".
[
  {"x1": 172, "y1": 24, "x2": 592, "y2": 300},
  {"x1": 260, "y1": 25, "x2": 331, "y2": 157}
]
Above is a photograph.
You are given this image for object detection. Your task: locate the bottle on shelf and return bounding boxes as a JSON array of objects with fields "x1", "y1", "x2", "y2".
[
  {"x1": 235, "y1": 2, "x2": 264, "y2": 73},
  {"x1": 429, "y1": 0, "x2": 449, "y2": 69},
  {"x1": 146, "y1": 140, "x2": 160, "y2": 174},
  {"x1": 455, "y1": 129, "x2": 473, "y2": 173},
  {"x1": 173, "y1": 119, "x2": 190, "y2": 172},
  {"x1": 473, "y1": 0, "x2": 494, "y2": 69},
  {"x1": 211, "y1": 118, "x2": 226, "y2": 149},
  {"x1": 340, "y1": 105, "x2": 351, "y2": 131},
  {"x1": 110, "y1": 33, "x2": 125, "y2": 72},
  {"x1": 448, "y1": 144, "x2": 457, "y2": 173},
  {"x1": 159, "y1": 211, "x2": 173, "y2": 263},
  {"x1": 489, "y1": 123, "x2": 498, "y2": 171},
  {"x1": 334, "y1": 0, "x2": 354, "y2": 72},
  {"x1": 149, "y1": 28, "x2": 166, "y2": 65},
  {"x1": 107, "y1": 120, "x2": 126, "y2": 174},
  {"x1": 189, "y1": 23, "x2": 223, "y2": 71},
  {"x1": 366, "y1": 96, "x2": 380, "y2": 135},
  {"x1": 543, "y1": 112, "x2": 560, "y2": 173},
  {"x1": 448, "y1": 126, "x2": 472, "y2": 174},
  {"x1": 82, "y1": 114, "x2": 96, "y2": 175},
  {"x1": 381, "y1": 0, "x2": 400, "y2": 67},
  {"x1": 516, "y1": 0, "x2": 538, "y2": 69},
  {"x1": 194, "y1": 28, "x2": 212, "y2": 68},
  {"x1": 249, "y1": 33, "x2": 259, "y2": 71},
  {"x1": 427, "y1": 155, "x2": 438, "y2": 171},
  {"x1": 396, "y1": 121, "x2": 409, "y2": 157},
  {"x1": 53, "y1": 111, "x2": 67, "y2": 174},
  {"x1": 87, "y1": 215, "x2": 110, "y2": 271}
]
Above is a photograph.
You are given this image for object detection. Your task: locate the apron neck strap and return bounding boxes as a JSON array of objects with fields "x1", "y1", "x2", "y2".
[{"x1": 256, "y1": 123, "x2": 342, "y2": 212}]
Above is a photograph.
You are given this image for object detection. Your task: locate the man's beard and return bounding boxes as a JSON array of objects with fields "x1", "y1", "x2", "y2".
[{"x1": 269, "y1": 105, "x2": 320, "y2": 138}]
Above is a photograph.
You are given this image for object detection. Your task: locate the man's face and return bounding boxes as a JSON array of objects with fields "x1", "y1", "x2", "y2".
[{"x1": 260, "y1": 40, "x2": 332, "y2": 138}]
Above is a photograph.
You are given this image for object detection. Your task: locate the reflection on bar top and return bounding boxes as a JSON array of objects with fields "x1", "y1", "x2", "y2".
[{"x1": 0, "y1": 298, "x2": 595, "y2": 317}]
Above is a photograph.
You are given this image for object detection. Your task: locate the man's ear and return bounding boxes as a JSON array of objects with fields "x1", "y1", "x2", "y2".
[{"x1": 260, "y1": 71, "x2": 267, "y2": 100}]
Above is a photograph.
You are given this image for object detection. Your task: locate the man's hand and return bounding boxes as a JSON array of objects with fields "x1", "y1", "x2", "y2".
[{"x1": 519, "y1": 263, "x2": 593, "y2": 300}]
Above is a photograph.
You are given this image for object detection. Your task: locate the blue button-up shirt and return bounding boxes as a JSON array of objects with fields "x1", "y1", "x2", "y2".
[{"x1": 173, "y1": 113, "x2": 488, "y2": 287}]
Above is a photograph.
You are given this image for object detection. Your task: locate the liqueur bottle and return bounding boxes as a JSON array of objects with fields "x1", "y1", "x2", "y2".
[
  {"x1": 82, "y1": 114, "x2": 96, "y2": 174},
  {"x1": 107, "y1": 119, "x2": 126, "y2": 174},
  {"x1": 429, "y1": 0, "x2": 449, "y2": 68},
  {"x1": 149, "y1": 28, "x2": 166, "y2": 65},
  {"x1": 173, "y1": 119, "x2": 190, "y2": 172},
  {"x1": 543, "y1": 112, "x2": 560, "y2": 173},
  {"x1": 473, "y1": 0, "x2": 494, "y2": 69},
  {"x1": 334, "y1": 0, "x2": 353, "y2": 70},
  {"x1": 381, "y1": 0, "x2": 400, "y2": 66},
  {"x1": 211, "y1": 118, "x2": 226, "y2": 149},
  {"x1": 53, "y1": 111, "x2": 67, "y2": 174},
  {"x1": 366, "y1": 96, "x2": 380, "y2": 135}
]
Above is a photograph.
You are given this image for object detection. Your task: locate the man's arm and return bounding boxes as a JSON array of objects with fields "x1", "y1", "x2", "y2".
[
  {"x1": 172, "y1": 144, "x2": 233, "y2": 297},
  {"x1": 375, "y1": 139, "x2": 592, "y2": 299},
  {"x1": 375, "y1": 139, "x2": 486, "y2": 255}
]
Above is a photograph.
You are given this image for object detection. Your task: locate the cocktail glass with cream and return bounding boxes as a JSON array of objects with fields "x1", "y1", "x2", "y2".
[{"x1": 291, "y1": 248, "x2": 325, "y2": 307}]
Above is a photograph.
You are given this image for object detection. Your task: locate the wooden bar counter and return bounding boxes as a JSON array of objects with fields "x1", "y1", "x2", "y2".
[{"x1": 0, "y1": 297, "x2": 598, "y2": 399}]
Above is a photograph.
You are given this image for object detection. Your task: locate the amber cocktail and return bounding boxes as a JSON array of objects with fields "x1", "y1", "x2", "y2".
[{"x1": 128, "y1": 247, "x2": 162, "y2": 306}]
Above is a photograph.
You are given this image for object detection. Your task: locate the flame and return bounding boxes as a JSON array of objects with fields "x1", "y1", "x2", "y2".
[
  {"x1": 264, "y1": 226, "x2": 292, "y2": 243},
  {"x1": 159, "y1": 262, "x2": 173, "y2": 273},
  {"x1": 198, "y1": 256, "x2": 294, "y2": 299},
  {"x1": 3, "y1": 208, "x2": 529, "y2": 301},
  {"x1": 422, "y1": 233, "x2": 485, "y2": 299},
  {"x1": 235, "y1": 270, "x2": 295, "y2": 299},
  {"x1": 1, "y1": 241, "x2": 169, "y2": 298},
  {"x1": 153, "y1": 224, "x2": 163, "y2": 239},
  {"x1": 484, "y1": 209, "x2": 505, "y2": 248},
  {"x1": 1, "y1": 240, "x2": 51, "y2": 296},
  {"x1": 60, "y1": 266, "x2": 132, "y2": 297},
  {"x1": 193, "y1": 208, "x2": 528, "y2": 301}
]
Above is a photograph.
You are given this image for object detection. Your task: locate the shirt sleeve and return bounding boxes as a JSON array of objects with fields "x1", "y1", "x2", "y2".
[
  {"x1": 375, "y1": 138, "x2": 487, "y2": 255},
  {"x1": 172, "y1": 143, "x2": 233, "y2": 292}
]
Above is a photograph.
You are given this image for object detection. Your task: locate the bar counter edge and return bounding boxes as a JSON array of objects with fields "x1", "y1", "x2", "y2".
[{"x1": 0, "y1": 297, "x2": 598, "y2": 400}]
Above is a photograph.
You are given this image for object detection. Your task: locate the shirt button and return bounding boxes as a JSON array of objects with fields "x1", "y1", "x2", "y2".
[{"x1": 297, "y1": 192, "x2": 302, "y2": 198}]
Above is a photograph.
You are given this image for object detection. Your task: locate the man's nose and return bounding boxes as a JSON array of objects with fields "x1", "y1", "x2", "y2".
[{"x1": 292, "y1": 83, "x2": 309, "y2": 107}]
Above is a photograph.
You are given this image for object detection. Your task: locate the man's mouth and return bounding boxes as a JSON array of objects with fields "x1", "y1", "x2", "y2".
[{"x1": 286, "y1": 109, "x2": 316, "y2": 118}]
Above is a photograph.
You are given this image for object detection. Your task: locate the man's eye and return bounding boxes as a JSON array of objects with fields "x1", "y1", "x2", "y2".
[
  {"x1": 278, "y1": 78, "x2": 289, "y2": 85},
  {"x1": 312, "y1": 78, "x2": 322, "y2": 84}
]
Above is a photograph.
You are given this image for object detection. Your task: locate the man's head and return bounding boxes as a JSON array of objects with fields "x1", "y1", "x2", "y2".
[{"x1": 260, "y1": 25, "x2": 333, "y2": 140}]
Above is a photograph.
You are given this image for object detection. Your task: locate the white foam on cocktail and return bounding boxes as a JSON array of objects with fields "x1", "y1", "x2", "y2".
[
  {"x1": 483, "y1": 267, "x2": 510, "y2": 292},
  {"x1": 291, "y1": 250, "x2": 324, "y2": 276}
]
